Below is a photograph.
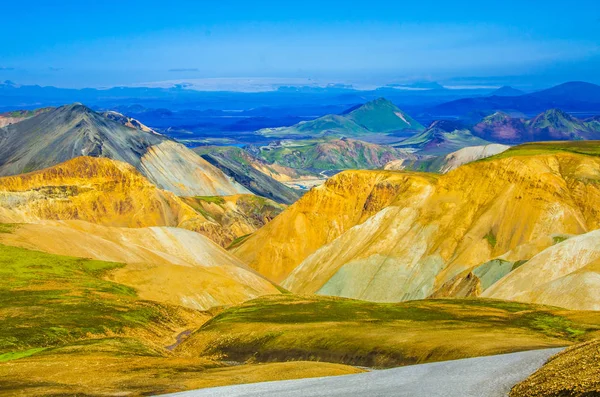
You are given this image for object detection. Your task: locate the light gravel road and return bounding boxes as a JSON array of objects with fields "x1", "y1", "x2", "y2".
[{"x1": 160, "y1": 348, "x2": 562, "y2": 397}]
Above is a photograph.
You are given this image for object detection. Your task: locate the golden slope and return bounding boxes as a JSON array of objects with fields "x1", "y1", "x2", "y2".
[
  {"x1": 0, "y1": 156, "x2": 284, "y2": 248},
  {"x1": 234, "y1": 152, "x2": 600, "y2": 303},
  {"x1": 0, "y1": 220, "x2": 280, "y2": 310},
  {"x1": 232, "y1": 170, "x2": 436, "y2": 282},
  {"x1": 0, "y1": 156, "x2": 200, "y2": 228}
]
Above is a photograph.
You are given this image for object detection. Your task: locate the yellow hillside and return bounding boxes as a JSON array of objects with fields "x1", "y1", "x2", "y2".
[{"x1": 233, "y1": 150, "x2": 600, "y2": 308}]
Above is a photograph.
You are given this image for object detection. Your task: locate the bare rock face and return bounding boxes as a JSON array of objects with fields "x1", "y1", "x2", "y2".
[
  {"x1": 440, "y1": 143, "x2": 510, "y2": 173},
  {"x1": 139, "y1": 140, "x2": 249, "y2": 197}
]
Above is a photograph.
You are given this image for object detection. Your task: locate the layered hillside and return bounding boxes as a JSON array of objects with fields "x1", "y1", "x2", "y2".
[
  {"x1": 232, "y1": 170, "x2": 438, "y2": 282},
  {"x1": 0, "y1": 104, "x2": 247, "y2": 196},
  {"x1": 257, "y1": 137, "x2": 417, "y2": 172},
  {"x1": 257, "y1": 98, "x2": 423, "y2": 138},
  {"x1": 439, "y1": 143, "x2": 510, "y2": 173},
  {"x1": 194, "y1": 146, "x2": 303, "y2": 204},
  {"x1": 0, "y1": 221, "x2": 280, "y2": 310},
  {"x1": 394, "y1": 120, "x2": 491, "y2": 155},
  {"x1": 233, "y1": 145, "x2": 600, "y2": 308},
  {"x1": 181, "y1": 195, "x2": 285, "y2": 248},
  {"x1": 473, "y1": 109, "x2": 600, "y2": 144},
  {"x1": 482, "y1": 230, "x2": 600, "y2": 310},
  {"x1": 0, "y1": 156, "x2": 200, "y2": 227},
  {"x1": 0, "y1": 156, "x2": 285, "y2": 247}
]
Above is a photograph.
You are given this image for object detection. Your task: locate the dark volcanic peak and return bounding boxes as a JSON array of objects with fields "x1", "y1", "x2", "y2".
[
  {"x1": 0, "y1": 103, "x2": 166, "y2": 177},
  {"x1": 530, "y1": 81, "x2": 600, "y2": 102}
]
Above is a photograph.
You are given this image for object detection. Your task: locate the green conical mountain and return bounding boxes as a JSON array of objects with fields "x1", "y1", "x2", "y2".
[
  {"x1": 342, "y1": 97, "x2": 424, "y2": 133},
  {"x1": 257, "y1": 98, "x2": 424, "y2": 138}
]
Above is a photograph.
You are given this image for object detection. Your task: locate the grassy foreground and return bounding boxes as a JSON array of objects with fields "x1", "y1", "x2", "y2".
[
  {"x1": 0, "y1": 243, "x2": 359, "y2": 396},
  {"x1": 178, "y1": 294, "x2": 600, "y2": 368},
  {"x1": 2, "y1": 240, "x2": 600, "y2": 395}
]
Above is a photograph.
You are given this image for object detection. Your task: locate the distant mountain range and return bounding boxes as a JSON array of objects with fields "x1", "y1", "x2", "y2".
[
  {"x1": 472, "y1": 109, "x2": 600, "y2": 144},
  {"x1": 257, "y1": 98, "x2": 424, "y2": 138},
  {"x1": 429, "y1": 82, "x2": 600, "y2": 117},
  {"x1": 395, "y1": 108, "x2": 600, "y2": 153},
  {"x1": 489, "y1": 86, "x2": 524, "y2": 97}
]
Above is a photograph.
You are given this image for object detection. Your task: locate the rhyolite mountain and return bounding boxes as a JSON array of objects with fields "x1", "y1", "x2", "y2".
[
  {"x1": 429, "y1": 81, "x2": 600, "y2": 117},
  {"x1": 0, "y1": 103, "x2": 249, "y2": 196},
  {"x1": 257, "y1": 98, "x2": 424, "y2": 138},
  {"x1": 232, "y1": 141, "x2": 600, "y2": 311},
  {"x1": 0, "y1": 155, "x2": 282, "y2": 248},
  {"x1": 393, "y1": 120, "x2": 491, "y2": 155},
  {"x1": 194, "y1": 146, "x2": 303, "y2": 204},
  {"x1": 472, "y1": 109, "x2": 600, "y2": 143}
]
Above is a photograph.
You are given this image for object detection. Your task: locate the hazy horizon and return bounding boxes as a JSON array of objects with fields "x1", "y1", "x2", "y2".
[{"x1": 1, "y1": 0, "x2": 599, "y2": 89}]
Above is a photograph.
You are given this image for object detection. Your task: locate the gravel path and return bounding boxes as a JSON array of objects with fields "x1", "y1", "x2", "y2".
[{"x1": 161, "y1": 348, "x2": 562, "y2": 397}]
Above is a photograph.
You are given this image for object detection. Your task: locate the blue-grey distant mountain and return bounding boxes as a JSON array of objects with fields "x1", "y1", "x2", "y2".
[
  {"x1": 429, "y1": 82, "x2": 600, "y2": 117},
  {"x1": 489, "y1": 86, "x2": 525, "y2": 97}
]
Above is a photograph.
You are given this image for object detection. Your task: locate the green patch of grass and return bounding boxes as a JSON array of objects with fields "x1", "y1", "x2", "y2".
[
  {"x1": 194, "y1": 196, "x2": 226, "y2": 206},
  {"x1": 227, "y1": 234, "x2": 252, "y2": 250},
  {"x1": 0, "y1": 347, "x2": 47, "y2": 362},
  {"x1": 553, "y1": 235, "x2": 570, "y2": 245},
  {"x1": 512, "y1": 259, "x2": 528, "y2": 271},
  {"x1": 0, "y1": 223, "x2": 19, "y2": 234},
  {"x1": 484, "y1": 230, "x2": 497, "y2": 247},
  {"x1": 484, "y1": 141, "x2": 600, "y2": 161},
  {"x1": 0, "y1": 244, "x2": 188, "y2": 354}
]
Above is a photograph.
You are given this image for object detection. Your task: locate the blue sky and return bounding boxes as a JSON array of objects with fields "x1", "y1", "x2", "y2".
[{"x1": 1, "y1": 0, "x2": 599, "y2": 88}]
